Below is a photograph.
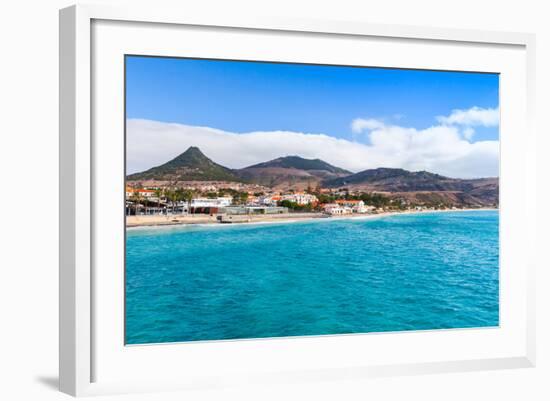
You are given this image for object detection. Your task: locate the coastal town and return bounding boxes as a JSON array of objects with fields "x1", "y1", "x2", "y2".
[
  {"x1": 124, "y1": 146, "x2": 497, "y2": 227},
  {"x1": 125, "y1": 181, "x2": 476, "y2": 227}
]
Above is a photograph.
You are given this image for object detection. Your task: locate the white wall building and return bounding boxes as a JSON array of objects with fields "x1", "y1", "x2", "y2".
[
  {"x1": 190, "y1": 197, "x2": 233, "y2": 208},
  {"x1": 281, "y1": 193, "x2": 318, "y2": 205},
  {"x1": 333, "y1": 199, "x2": 375, "y2": 214},
  {"x1": 323, "y1": 203, "x2": 353, "y2": 215},
  {"x1": 258, "y1": 196, "x2": 279, "y2": 206},
  {"x1": 352, "y1": 203, "x2": 376, "y2": 214}
]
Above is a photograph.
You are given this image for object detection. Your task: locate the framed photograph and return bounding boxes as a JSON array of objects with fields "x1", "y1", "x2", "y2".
[{"x1": 59, "y1": 4, "x2": 536, "y2": 396}]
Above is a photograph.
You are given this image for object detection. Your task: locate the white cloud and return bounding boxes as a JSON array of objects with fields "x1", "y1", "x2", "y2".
[
  {"x1": 436, "y1": 106, "x2": 499, "y2": 127},
  {"x1": 351, "y1": 118, "x2": 386, "y2": 133},
  {"x1": 127, "y1": 118, "x2": 499, "y2": 179}
]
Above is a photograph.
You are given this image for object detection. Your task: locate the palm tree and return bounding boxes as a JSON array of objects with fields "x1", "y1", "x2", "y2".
[
  {"x1": 168, "y1": 189, "x2": 178, "y2": 214},
  {"x1": 143, "y1": 192, "x2": 148, "y2": 215},
  {"x1": 154, "y1": 188, "x2": 163, "y2": 214},
  {"x1": 174, "y1": 188, "x2": 183, "y2": 214},
  {"x1": 165, "y1": 190, "x2": 173, "y2": 214},
  {"x1": 181, "y1": 189, "x2": 194, "y2": 215},
  {"x1": 131, "y1": 190, "x2": 142, "y2": 216},
  {"x1": 168, "y1": 181, "x2": 178, "y2": 214},
  {"x1": 138, "y1": 191, "x2": 144, "y2": 215}
]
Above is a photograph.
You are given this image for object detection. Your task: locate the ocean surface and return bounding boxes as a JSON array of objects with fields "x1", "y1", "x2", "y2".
[{"x1": 125, "y1": 211, "x2": 499, "y2": 344}]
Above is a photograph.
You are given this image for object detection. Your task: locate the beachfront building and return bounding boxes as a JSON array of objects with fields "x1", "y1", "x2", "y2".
[
  {"x1": 257, "y1": 195, "x2": 282, "y2": 206},
  {"x1": 125, "y1": 187, "x2": 163, "y2": 216},
  {"x1": 334, "y1": 199, "x2": 375, "y2": 214},
  {"x1": 322, "y1": 203, "x2": 353, "y2": 215},
  {"x1": 219, "y1": 206, "x2": 288, "y2": 216},
  {"x1": 191, "y1": 197, "x2": 232, "y2": 207},
  {"x1": 281, "y1": 193, "x2": 318, "y2": 205},
  {"x1": 189, "y1": 197, "x2": 233, "y2": 214},
  {"x1": 246, "y1": 194, "x2": 260, "y2": 205},
  {"x1": 354, "y1": 204, "x2": 376, "y2": 213}
]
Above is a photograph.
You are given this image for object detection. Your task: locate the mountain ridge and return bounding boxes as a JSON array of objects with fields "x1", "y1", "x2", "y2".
[
  {"x1": 243, "y1": 155, "x2": 352, "y2": 174},
  {"x1": 126, "y1": 147, "x2": 498, "y2": 206},
  {"x1": 322, "y1": 167, "x2": 498, "y2": 205},
  {"x1": 233, "y1": 155, "x2": 352, "y2": 189}
]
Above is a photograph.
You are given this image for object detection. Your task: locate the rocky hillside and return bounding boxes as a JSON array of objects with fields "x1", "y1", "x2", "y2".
[
  {"x1": 235, "y1": 156, "x2": 351, "y2": 190},
  {"x1": 323, "y1": 168, "x2": 498, "y2": 206}
]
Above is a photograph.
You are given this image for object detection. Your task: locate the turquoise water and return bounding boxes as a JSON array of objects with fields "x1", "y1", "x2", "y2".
[{"x1": 125, "y1": 211, "x2": 499, "y2": 344}]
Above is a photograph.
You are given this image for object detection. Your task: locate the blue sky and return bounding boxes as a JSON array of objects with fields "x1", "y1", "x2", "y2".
[
  {"x1": 126, "y1": 56, "x2": 499, "y2": 142},
  {"x1": 125, "y1": 56, "x2": 500, "y2": 178}
]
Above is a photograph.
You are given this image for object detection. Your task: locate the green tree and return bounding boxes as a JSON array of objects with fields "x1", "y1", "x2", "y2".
[
  {"x1": 317, "y1": 193, "x2": 336, "y2": 204},
  {"x1": 233, "y1": 191, "x2": 248, "y2": 205},
  {"x1": 132, "y1": 190, "x2": 143, "y2": 215},
  {"x1": 165, "y1": 189, "x2": 175, "y2": 214},
  {"x1": 154, "y1": 188, "x2": 163, "y2": 214},
  {"x1": 180, "y1": 189, "x2": 194, "y2": 214},
  {"x1": 173, "y1": 189, "x2": 184, "y2": 214}
]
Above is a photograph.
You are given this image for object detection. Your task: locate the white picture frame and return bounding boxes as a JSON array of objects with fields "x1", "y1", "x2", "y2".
[{"x1": 59, "y1": 4, "x2": 536, "y2": 397}]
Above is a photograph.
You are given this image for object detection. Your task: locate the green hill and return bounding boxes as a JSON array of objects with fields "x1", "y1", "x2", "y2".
[{"x1": 127, "y1": 146, "x2": 243, "y2": 182}]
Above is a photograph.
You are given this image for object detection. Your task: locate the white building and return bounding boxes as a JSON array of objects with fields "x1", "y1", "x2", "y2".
[
  {"x1": 332, "y1": 199, "x2": 375, "y2": 214},
  {"x1": 281, "y1": 193, "x2": 318, "y2": 205},
  {"x1": 322, "y1": 203, "x2": 353, "y2": 215},
  {"x1": 190, "y1": 197, "x2": 233, "y2": 208},
  {"x1": 352, "y1": 203, "x2": 376, "y2": 214},
  {"x1": 258, "y1": 195, "x2": 279, "y2": 206},
  {"x1": 352, "y1": 205, "x2": 376, "y2": 213}
]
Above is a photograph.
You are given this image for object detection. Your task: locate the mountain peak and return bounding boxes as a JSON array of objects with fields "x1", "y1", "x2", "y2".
[
  {"x1": 168, "y1": 146, "x2": 208, "y2": 164},
  {"x1": 245, "y1": 155, "x2": 351, "y2": 174},
  {"x1": 127, "y1": 146, "x2": 243, "y2": 182},
  {"x1": 185, "y1": 145, "x2": 202, "y2": 153}
]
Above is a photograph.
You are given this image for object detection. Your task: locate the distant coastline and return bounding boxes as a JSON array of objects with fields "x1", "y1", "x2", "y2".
[{"x1": 126, "y1": 207, "x2": 498, "y2": 229}]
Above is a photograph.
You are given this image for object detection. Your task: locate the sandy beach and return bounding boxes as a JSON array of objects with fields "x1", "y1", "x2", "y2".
[
  {"x1": 126, "y1": 212, "x2": 328, "y2": 227},
  {"x1": 126, "y1": 208, "x2": 497, "y2": 228}
]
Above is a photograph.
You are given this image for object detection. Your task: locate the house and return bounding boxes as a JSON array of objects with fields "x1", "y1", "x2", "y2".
[
  {"x1": 258, "y1": 195, "x2": 281, "y2": 206},
  {"x1": 334, "y1": 199, "x2": 374, "y2": 214},
  {"x1": 335, "y1": 199, "x2": 362, "y2": 207},
  {"x1": 322, "y1": 203, "x2": 353, "y2": 215},
  {"x1": 281, "y1": 193, "x2": 318, "y2": 205},
  {"x1": 246, "y1": 195, "x2": 260, "y2": 204},
  {"x1": 190, "y1": 197, "x2": 232, "y2": 208}
]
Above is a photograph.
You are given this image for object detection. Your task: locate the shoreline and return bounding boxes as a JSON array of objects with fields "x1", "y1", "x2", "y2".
[
  {"x1": 126, "y1": 212, "x2": 327, "y2": 229},
  {"x1": 126, "y1": 207, "x2": 498, "y2": 230}
]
